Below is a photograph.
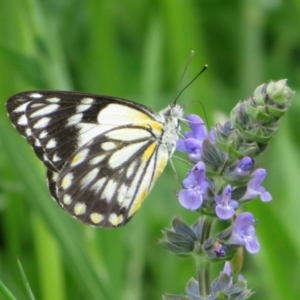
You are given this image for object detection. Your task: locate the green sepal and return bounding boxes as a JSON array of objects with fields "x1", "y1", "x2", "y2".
[
  {"x1": 159, "y1": 217, "x2": 200, "y2": 256},
  {"x1": 162, "y1": 293, "x2": 187, "y2": 300},
  {"x1": 202, "y1": 139, "x2": 227, "y2": 175}
]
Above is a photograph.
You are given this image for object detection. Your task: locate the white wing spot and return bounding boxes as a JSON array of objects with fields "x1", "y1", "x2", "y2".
[
  {"x1": 29, "y1": 93, "x2": 43, "y2": 98},
  {"x1": 61, "y1": 173, "x2": 74, "y2": 189},
  {"x1": 80, "y1": 168, "x2": 99, "y2": 189},
  {"x1": 126, "y1": 162, "x2": 136, "y2": 179},
  {"x1": 17, "y1": 114, "x2": 27, "y2": 126},
  {"x1": 90, "y1": 178, "x2": 106, "y2": 194},
  {"x1": 74, "y1": 202, "x2": 86, "y2": 215},
  {"x1": 25, "y1": 128, "x2": 32, "y2": 136},
  {"x1": 30, "y1": 104, "x2": 59, "y2": 118},
  {"x1": 51, "y1": 172, "x2": 59, "y2": 181},
  {"x1": 105, "y1": 128, "x2": 152, "y2": 141},
  {"x1": 121, "y1": 192, "x2": 135, "y2": 210},
  {"x1": 101, "y1": 180, "x2": 118, "y2": 202},
  {"x1": 108, "y1": 213, "x2": 124, "y2": 226},
  {"x1": 97, "y1": 104, "x2": 152, "y2": 125},
  {"x1": 53, "y1": 153, "x2": 61, "y2": 162},
  {"x1": 33, "y1": 117, "x2": 51, "y2": 129},
  {"x1": 67, "y1": 113, "x2": 83, "y2": 126},
  {"x1": 89, "y1": 154, "x2": 105, "y2": 165},
  {"x1": 77, "y1": 123, "x2": 115, "y2": 148},
  {"x1": 13, "y1": 102, "x2": 29, "y2": 113},
  {"x1": 116, "y1": 183, "x2": 128, "y2": 204},
  {"x1": 47, "y1": 97, "x2": 60, "y2": 103},
  {"x1": 71, "y1": 148, "x2": 89, "y2": 167},
  {"x1": 30, "y1": 103, "x2": 44, "y2": 108},
  {"x1": 62, "y1": 194, "x2": 72, "y2": 205},
  {"x1": 90, "y1": 213, "x2": 104, "y2": 224},
  {"x1": 35, "y1": 139, "x2": 41, "y2": 147},
  {"x1": 101, "y1": 141, "x2": 117, "y2": 151},
  {"x1": 76, "y1": 104, "x2": 91, "y2": 113},
  {"x1": 39, "y1": 130, "x2": 48, "y2": 139},
  {"x1": 81, "y1": 97, "x2": 94, "y2": 104},
  {"x1": 109, "y1": 141, "x2": 148, "y2": 169},
  {"x1": 43, "y1": 154, "x2": 49, "y2": 162},
  {"x1": 46, "y1": 138, "x2": 56, "y2": 149}
]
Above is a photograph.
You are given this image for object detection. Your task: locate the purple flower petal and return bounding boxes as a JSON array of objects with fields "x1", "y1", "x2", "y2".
[
  {"x1": 215, "y1": 185, "x2": 239, "y2": 220},
  {"x1": 233, "y1": 212, "x2": 254, "y2": 233},
  {"x1": 242, "y1": 169, "x2": 272, "y2": 202},
  {"x1": 239, "y1": 157, "x2": 255, "y2": 172},
  {"x1": 193, "y1": 162, "x2": 206, "y2": 184},
  {"x1": 178, "y1": 162, "x2": 208, "y2": 211},
  {"x1": 244, "y1": 235, "x2": 260, "y2": 254},
  {"x1": 185, "y1": 114, "x2": 207, "y2": 141},
  {"x1": 209, "y1": 129, "x2": 215, "y2": 143},
  {"x1": 176, "y1": 114, "x2": 208, "y2": 162},
  {"x1": 260, "y1": 190, "x2": 272, "y2": 201},
  {"x1": 216, "y1": 205, "x2": 235, "y2": 220},
  {"x1": 184, "y1": 138, "x2": 203, "y2": 162},
  {"x1": 178, "y1": 188, "x2": 204, "y2": 210},
  {"x1": 222, "y1": 261, "x2": 232, "y2": 277},
  {"x1": 222, "y1": 262, "x2": 244, "y2": 282},
  {"x1": 176, "y1": 139, "x2": 187, "y2": 152},
  {"x1": 250, "y1": 169, "x2": 266, "y2": 186},
  {"x1": 228, "y1": 212, "x2": 260, "y2": 254},
  {"x1": 182, "y1": 172, "x2": 197, "y2": 189}
]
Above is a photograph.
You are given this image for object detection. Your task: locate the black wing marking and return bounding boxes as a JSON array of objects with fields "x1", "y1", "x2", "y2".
[
  {"x1": 6, "y1": 90, "x2": 160, "y2": 172},
  {"x1": 55, "y1": 126, "x2": 167, "y2": 227}
]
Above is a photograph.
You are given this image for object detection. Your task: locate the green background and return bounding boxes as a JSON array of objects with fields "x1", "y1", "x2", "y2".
[{"x1": 0, "y1": 0, "x2": 299, "y2": 299}]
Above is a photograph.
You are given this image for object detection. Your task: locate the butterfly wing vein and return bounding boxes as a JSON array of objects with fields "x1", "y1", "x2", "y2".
[{"x1": 7, "y1": 91, "x2": 181, "y2": 227}]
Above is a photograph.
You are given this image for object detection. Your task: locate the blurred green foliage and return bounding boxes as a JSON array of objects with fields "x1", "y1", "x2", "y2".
[{"x1": 0, "y1": 0, "x2": 299, "y2": 299}]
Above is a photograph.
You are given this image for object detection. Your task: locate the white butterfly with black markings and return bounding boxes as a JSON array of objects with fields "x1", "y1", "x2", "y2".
[{"x1": 6, "y1": 91, "x2": 184, "y2": 228}]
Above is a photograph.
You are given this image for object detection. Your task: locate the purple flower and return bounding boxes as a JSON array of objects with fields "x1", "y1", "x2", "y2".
[
  {"x1": 238, "y1": 157, "x2": 255, "y2": 173},
  {"x1": 222, "y1": 261, "x2": 232, "y2": 277},
  {"x1": 214, "y1": 243, "x2": 227, "y2": 257},
  {"x1": 242, "y1": 169, "x2": 272, "y2": 202},
  {"x1": 178, "y1": 162, "x2": 209, "y2": 210},
  {"x1": 176, "y1": 114, "x2": 207, "y2": 162},
  {"x1": 215, "y1": 185, "x2": 239, "y2": 220},
  {"x1": 222, "y1": 262, "x2": 244, "y2": 281},
  {"x1": 225, "y1": 157, "x2": 255, "y2": 182},
  {"x1": 234, "y1": 156, "x2": 255, "y2": 176},
  {"x1": 228, "y1": 212, "x2": 260, "y2": 254}
]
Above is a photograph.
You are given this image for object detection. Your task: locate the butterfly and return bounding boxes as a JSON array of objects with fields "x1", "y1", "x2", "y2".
[{"x1": 6, "y1": 91, "x2": 184, "y2": 228}]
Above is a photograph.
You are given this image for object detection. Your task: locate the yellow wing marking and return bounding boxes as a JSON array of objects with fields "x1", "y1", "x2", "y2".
[
  {"x1": 71, "y1": 148, "x2": 89, "y2": 166},
  {"x1": 129, "y1": 189, "x2": 148, "y2": 216},
  {"x1": 136, "y1": 120, "x2": 162, "y2": 131},
  {"x1": 153, "y1": 158, "x2": 167, "y2": 184},
  {"x1": 98, "y1": 104, "x2": 157, "y2": 125},
  {"x1": 109, "y1": 213, "x2": 124, "y2": 226},
  {"x1": 61, "y1": 173, "x2": 74, "y2": 189},
  {"x1": 90, "y1": 213, "x2": 104, "y2": 224},
  {"x1": 143, "y1": 142, "x2": 156, "y2": 161}
]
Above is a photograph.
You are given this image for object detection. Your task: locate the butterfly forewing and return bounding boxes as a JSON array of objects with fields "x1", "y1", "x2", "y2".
[
  {"x1": 7, "y1": 91, "x2": 160, "y2": 171},
  {"x1": 7, "y1": 90, "x2": 180, "y2": 227}
]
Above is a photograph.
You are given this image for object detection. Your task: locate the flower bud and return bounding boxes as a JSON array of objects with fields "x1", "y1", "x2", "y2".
[{"x1": 214, "y1": 79, "x2": 294, "y2": 160}]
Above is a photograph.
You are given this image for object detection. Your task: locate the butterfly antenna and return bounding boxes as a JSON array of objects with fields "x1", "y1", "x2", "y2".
[
  {"x1": 190, "y1": 100, "x2": 210, "y2": 128},
  {"x1": 174, "y1": 64, "x2": 208, "y2": 105},
  {"x1": 175, "y1": 50, "x2": 195, "y2": 97}
]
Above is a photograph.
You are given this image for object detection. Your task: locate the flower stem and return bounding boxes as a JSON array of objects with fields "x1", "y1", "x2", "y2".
[{"x1": 196, "y1": 215, "x2": 214, "y2": 296}]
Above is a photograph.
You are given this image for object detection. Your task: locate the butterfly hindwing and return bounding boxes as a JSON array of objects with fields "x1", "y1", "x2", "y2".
[
  {"x1": 7, "y1": 90, "x2": 180, "y2": 227},
  {"x1": 55, "y1": 126, "x2": 168, "y2": 227}
]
